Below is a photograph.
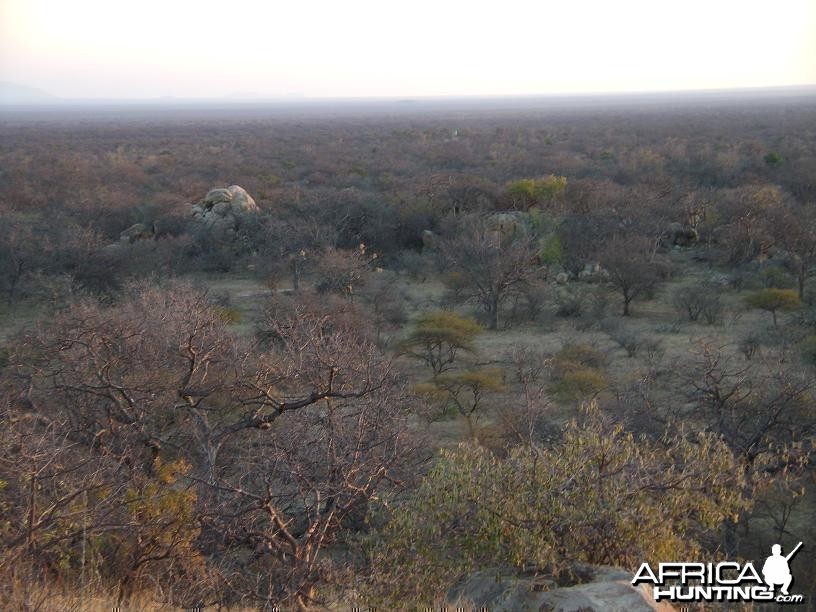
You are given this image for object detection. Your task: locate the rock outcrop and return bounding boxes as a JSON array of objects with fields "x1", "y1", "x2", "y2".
[
  {"x1": 487, "y1": 211, "x2": 532, "y2": 236},
  {"x1": 119, "y1": 222, "x2": 155, "y2": 244},
  {"x1": 448, "y1": 565, "x2": 675, "y2": 612},
  {"x1": 484, "y1": 211, "x2": 533, "y2": 249},
  {"x1": 191, "y1": 185, "x2": 259, "y2": 239}
]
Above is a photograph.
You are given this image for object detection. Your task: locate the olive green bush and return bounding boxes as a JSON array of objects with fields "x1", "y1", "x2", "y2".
[{"x1": 366, "y1": 405, "x2": 748, "y2": 605}]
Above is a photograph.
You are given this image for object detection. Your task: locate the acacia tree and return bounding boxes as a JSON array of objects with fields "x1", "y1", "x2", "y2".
[
  {"x1": 1, "y1": 282, "x2": 421, "y2": 609},
  {"x1": 671, "y1": 283, "x2": 724, "y2": 324},
  {"x1": 0, "y1": 406, "x2": 133, "y2": 600},
  {"x1": 202, "y1": 301, "x2": 420, "y2": 608},
  {"x1": 434, "y1": 215, "x2": 538, "y2": 330},
  {"x1": 358, "y1": 271, "x2": 408, "y2": 346},
  {"x1": 557, "y1": 212, "x2": 620, "y2": 275},
  {"x1": 745, "y1": 288, "x2": 801, "y2": 327},
  {"x1": 416, "y1": 368, "x2": 505, "y2": 438},
  {"x1": 400, "y1": 311, "x2": 483, "y2": 374}
]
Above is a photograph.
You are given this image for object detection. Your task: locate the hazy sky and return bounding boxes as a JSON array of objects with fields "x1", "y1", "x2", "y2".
[{"x1": 1, "y1": 0, "x2": 814, "y2": 99}]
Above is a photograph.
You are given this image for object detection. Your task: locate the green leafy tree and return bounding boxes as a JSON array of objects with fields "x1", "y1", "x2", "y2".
[
  {"x1": 506, "y1": 175, "x2": 567, "y2": 211},
  {"x1": 764, "y1": 151, "x2": 783, "y2": 167},
  {"x1": 537, "y1": 233, "x2": 563, "y2": 265},
  {"x1": 401, "y1": 311, "x2": 483, "y2": 374},
  {"x1": 745, "y1": 288, "x2": 801, "y2": 326}
]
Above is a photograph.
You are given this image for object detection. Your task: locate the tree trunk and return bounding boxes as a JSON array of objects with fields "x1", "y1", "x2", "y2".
[
  {"x1": 7, "y1": 261, "x2": 23, "y2": 305},
  {"x1": 465, "y1": 415, "x2": 477, "y2": 440},
  {"x1": 488, "y1": 294, "x2": 500, "y2": 330},
  {"x1": 291, "y1": 258, "x2": 301, "y2": 292},
  {"x1": 722, "y1": 518, "x2": 740, "y2": 558},
  {"x1": 798, "y1": 262, "x2": 806, "y2": 300}
]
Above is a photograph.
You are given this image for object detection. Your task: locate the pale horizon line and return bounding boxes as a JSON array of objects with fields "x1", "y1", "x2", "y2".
[{"x1": 2, "y1": 81, "x2": 815, "y2": 106}]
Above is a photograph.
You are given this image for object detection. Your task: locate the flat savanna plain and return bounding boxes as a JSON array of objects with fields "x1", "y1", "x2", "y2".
[{"x1": 1, "y1": 92, "x2": 815, "y2": 609}]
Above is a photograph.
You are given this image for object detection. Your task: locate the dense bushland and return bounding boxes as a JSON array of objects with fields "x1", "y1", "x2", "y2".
[{"x1": 1, "y1": 97, "x2": 815, "y2": 608}]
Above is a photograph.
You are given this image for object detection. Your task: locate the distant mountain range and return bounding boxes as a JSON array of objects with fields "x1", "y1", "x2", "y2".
[{"x1": 0, "y1": 82, "x2": 58, "y2": 104}]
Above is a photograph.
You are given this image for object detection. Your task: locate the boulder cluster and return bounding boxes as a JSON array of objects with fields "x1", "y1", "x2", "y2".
[
  {"x1": 191, "y1": 185, "x2": 260, "y2": 238},
  {"x1": 115, "y1": 185, "x2": 260, "y2": 246}
]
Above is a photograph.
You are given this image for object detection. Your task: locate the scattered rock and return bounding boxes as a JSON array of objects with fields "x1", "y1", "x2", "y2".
[
  {"x1": 707, "y1": 272, "x2": 733, "y2": 287},
  {"x1": 119, "y1": 222, "x2": 155, "y2": 244},
  {"x1": 556, "y1": 272, "x2": 570, "y2": 285},
  {"x1": 577, "y1": 262, "x2": 607, "y2": 282},
  {"x1": 664, "y1": 222, "x2": 698, "y2": 247}
]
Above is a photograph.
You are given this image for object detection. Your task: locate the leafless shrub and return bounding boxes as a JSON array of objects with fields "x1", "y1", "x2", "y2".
[
  {"x1": 555, "y1": 285, "x2": 611, "y2": 331},
  {"x1": 671, "y1": 283, "x2": 724, "y2": 324},
  {"x1": 433, "y1": 215, "x2": 539, "y2": 329},
  {"x1": 609, "y1": 329, "x2": 643, "y2": 358},
  {"x1": 598, "y1": 234, "x2": 664, "y2": 317},
  {"x1": 1, "y1": 281, "x2": 423, "y2": 609},
  {"x1": 313, "y1": 244, "x2": 377, "y2": 300},
  {"x1": 494, "y1": 347, "x2": 556, "y2": 446},
  {"x1": 359, "y1": 271, "x2": 409, "y2": 346}
]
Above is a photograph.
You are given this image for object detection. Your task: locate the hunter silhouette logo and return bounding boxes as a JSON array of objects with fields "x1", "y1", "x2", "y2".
[
  {"x1": 632, "y1": 542, "x2": 805, "y2": 605},
  {"x1": 762, "y1": 542, "x2": 802, "y2": 595}
]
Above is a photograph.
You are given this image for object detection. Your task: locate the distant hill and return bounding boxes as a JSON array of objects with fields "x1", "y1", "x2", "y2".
[{"x1": 0, "y1": 82, "x2": 58, "y2": 104}]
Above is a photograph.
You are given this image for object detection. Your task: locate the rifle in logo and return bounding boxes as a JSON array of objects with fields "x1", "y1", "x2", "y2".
[{"x1": 762, "y1": 542, "x2": 802, "y2": 596}]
